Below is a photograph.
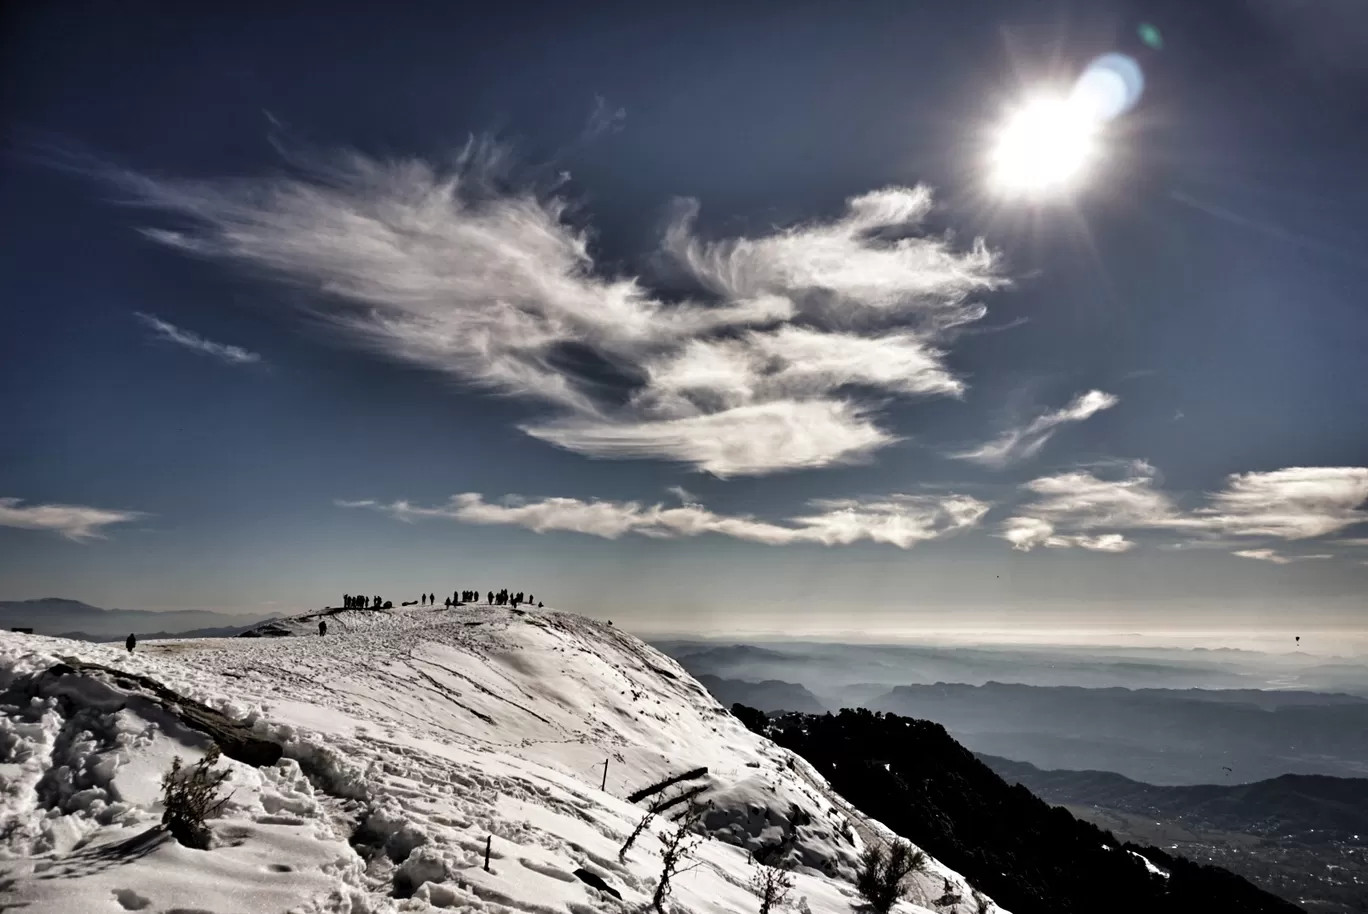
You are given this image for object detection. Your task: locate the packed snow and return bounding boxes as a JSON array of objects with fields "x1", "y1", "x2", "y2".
[{"x1": 0, "y1": 604, "x2": 1004, "y2": 913}]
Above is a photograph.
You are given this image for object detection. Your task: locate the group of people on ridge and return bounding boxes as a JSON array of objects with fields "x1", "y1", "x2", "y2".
[
  {"x1": 120, "y1": 583, "x2": 553, "y2": 647},
  {"x1": 339, "y1": 589, "x2": 543, "y2": 611},
  {"x1": 429, "y1": 588, "x2": 540, "y2": 609},
  {"x1": 486, "y1": 588, "x2": 533, "y2": 607}
]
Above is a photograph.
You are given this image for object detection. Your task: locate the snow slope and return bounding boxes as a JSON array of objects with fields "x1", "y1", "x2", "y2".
[{"x1": 0, "y1": 604, "x2": 1004, "y2": 913}]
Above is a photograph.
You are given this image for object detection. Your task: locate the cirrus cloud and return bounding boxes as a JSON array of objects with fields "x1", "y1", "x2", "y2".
[
  {"x1": 114, "y1": 141, "x2": 1002, "y2": 476},
  {"x1": 0, "y1": 497, "x2": 145, "y2": 541},
  {"x1": 522, "y1": 399, "x2": 892, "y2": 477},
  {"x1": 1232, "y1": 548, "x2": 1333, "y2": 565},
  {"x1": 135, "y1": 312, "x2": 262, "y2": 364},
  {"x1": 1002, "y1": 463, "x2": 1368, "y2": 552},
  {"x1": 951, "y1": 389, "x2": 1119, "y2": 468},
  {"x1": 339, "y1": 489, "x2": 990, "y2": 549}
]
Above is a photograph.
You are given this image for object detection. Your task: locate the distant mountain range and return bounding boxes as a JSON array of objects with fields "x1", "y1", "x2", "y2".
[
  {"x1": 978, "y1": 755, "x2": 1368, "y2": 913},
  {"x1": 0, "y1": 598, "x2": 279, "y2": 640},
  {"x1": 694, "y1": 673, "x2": 827, "y2": 713},
  {"x1": 868, "y1": 681, "x2": 1368, "y2": 784},
  {"x1": 978, "y1": 754, "x2": 1368, "y2": 843},
  {"x1": 661, "y1": 636, "x2": 1368, "y2": 785}
]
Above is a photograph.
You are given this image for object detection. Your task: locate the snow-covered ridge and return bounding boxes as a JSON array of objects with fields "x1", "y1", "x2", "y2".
[{"x1": 0, "y1": 604, "x2": 1002, "y2": 913}]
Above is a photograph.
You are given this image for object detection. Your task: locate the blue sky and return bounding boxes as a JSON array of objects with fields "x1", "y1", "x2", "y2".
[{"x1": 2, "y1": 0, "x2": 1366, "y2": 634}]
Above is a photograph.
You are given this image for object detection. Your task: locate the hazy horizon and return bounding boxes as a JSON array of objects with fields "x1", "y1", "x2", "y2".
[{"x1": 9, "y1": 592, "x2": 1364, "y2": 659}]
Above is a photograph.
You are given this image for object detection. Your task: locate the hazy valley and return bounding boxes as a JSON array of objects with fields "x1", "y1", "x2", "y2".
[{"x1": 662, "y1": 637, "x2": 1368, "y2": 912}]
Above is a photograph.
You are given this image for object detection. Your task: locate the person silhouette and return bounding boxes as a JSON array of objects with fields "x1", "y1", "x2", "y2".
[
  {"x1": 126, "y1": 633, "x2": 136, "y2": 652},
  {"x1": 319, "y1": 620, "x2": 327, "y2": 636}
]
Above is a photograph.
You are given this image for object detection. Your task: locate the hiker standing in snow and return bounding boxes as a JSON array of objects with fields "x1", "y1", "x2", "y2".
[
  {"x1": 126, "y1": 633, "x2": 136, "y2": 652},
  {"x1": 319, "y1": 620, "x2": 327, "y2": 636}
]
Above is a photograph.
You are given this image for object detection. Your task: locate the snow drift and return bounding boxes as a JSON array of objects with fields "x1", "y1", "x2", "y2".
[{"x1": 0, "y1": 604, "x2": 1002, "y2": 913}]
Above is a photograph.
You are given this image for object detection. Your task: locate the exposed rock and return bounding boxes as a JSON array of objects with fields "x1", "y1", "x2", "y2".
[
  {"x1": 572, "y1": 867, "x2": 622, "y2": 900},
  {"x1": 44, "y1": 660, "x2": 283, "y2": 767}
]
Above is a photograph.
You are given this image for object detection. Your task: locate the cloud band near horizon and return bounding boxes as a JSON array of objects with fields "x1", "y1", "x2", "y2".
[{"x1": 338, "y1": 489, "x2": 991, "y2": 549}]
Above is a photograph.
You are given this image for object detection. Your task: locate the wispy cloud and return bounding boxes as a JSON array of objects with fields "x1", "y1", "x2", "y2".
[
  {"x1": 583, "y1": 94, "x2": 626, "y2": 140},
  {"x1": 1335, "y1": 537, "x2": 1368, "y2": 547},
  {"x1": 952, "y1": 390, "x2": 1118, "y2": 468},
  {"x1": 1002, "y1": 463, "x2": 1368, "y2": 551},
  {"x1": 1232, "y1": 548, "x2": 1333, "y2": 564},
  {"x1": 1000, "y1": 515, "x2": 1135, "y2": 552},
  {"x1": 1199, "y1": 467, "x2": 1368, "y2": 539},
  {"x1": 523, "y1": 400, "x2": 892, "y2": 477},
  {"x1": 1232, "y1": 548, "x2": 1289, "y2": 564},
  {"x1": 0, "y1": 497, "x2": 145, "y2": 541},
  {"x1": 666, "y1": 485, "x2": 697, "y2": 505},
  {"x1": 340, "y1": 489, "x2": 990, "y2": 549},
  {"x1": 113, "y1": 142, "x2": 1002, "y2": 476},
  {"x1": 134, "y1": 312, "x2": 262, "y2": 364},
  {"x1": 333, "y1": 499, "x2": 378, "y2": 509},
  {"x1": 663, "y1": 187, "x2": 998, "y2": 326}
]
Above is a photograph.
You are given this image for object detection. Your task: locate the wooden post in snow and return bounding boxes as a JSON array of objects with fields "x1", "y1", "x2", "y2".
[
  {"x1": 484, "y1": 835, "x2": 491, "y2": 872},
  {"x1": 601, "y1": 757, "x2": 609, "y2": 792}
]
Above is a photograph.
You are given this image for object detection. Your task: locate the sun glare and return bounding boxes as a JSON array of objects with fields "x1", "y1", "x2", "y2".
[{"x1": 989, "y1": 96, "x2": 1102, "y2": 196}]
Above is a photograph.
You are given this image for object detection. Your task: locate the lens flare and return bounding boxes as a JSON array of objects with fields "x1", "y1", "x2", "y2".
[{"x1": 1072, "y1": 53, "x2": 1144, "y2": 121}]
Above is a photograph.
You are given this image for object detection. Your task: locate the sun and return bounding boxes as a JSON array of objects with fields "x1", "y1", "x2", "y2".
[{"x1": 988, "y1": 96, "x2": 1103, "y2": 196}]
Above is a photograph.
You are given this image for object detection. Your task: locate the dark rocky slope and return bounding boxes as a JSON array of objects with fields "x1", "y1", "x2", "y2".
[{"x1": 737, "y1": 706, "x2": 1302, "y2": 914}]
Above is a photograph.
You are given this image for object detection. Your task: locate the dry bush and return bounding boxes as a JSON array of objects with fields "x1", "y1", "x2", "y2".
[
  {"x1": 161, "y1": 744, "x2": 232, "y2": 849},
  {"x1": 653, "y1": 801, "x2": 708, "y2": 912},
  {"x1": 856, "y1": 840, "x2": 927, "y2": 913},
  {"x1": 620, "y1": 807, "x2": 655, "y2": 862},
  {"x1": 749, "y1": 857, "x2": 797, "y2": 913}
]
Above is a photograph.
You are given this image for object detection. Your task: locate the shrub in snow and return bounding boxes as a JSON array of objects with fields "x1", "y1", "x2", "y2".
[
  {"x1": 653, "y1": 802, "x2": 707, "y2": 912},
  {"x1": 856, "y1": 840, "x2": 926, "y2": 913},
  {"x1": 160, "y1": 744, "x2": 232, "y2": 849},
  {"x1": 748, "y1": 857, "x2": 796, "y2": 914},
  {"x1": 620, "y1": 807, "x2": 655, "y2": 862}
]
